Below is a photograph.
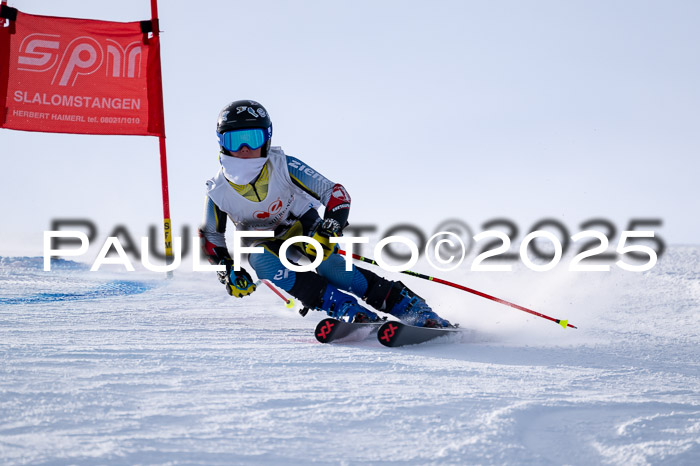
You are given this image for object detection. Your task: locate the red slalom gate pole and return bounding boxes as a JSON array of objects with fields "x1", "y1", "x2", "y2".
[
  {"x1": 148, "y1": 0, "x2": 174, "y2": 275},
  {"x1": 338, "y1": 250, "x2": 577, "y2": 329}
]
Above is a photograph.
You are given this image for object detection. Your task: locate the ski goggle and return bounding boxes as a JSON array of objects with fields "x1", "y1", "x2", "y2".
[{"x1": 217, "y1": 128, "x2": 271, "y2": 153}]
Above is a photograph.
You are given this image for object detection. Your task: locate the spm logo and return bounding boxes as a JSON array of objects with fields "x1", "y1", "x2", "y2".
[{"x1": 17, "y1": 33, "x2": 142, "y2": 86}]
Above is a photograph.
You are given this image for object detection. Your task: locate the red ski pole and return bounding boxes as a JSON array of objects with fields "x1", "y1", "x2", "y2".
[
  {"x1": 338, "y1": 250, "x2": 577, "y2": 329},
  {"x1": 256, "y1": 279, "x2": 295, "y2": 309}
]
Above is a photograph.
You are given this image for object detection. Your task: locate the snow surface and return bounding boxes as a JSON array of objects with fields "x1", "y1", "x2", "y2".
[{"x1": 1, "y1": 248, "x2": 699, "y2": 465}]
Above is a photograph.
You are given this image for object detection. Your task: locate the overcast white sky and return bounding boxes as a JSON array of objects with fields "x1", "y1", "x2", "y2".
[{"x1": 1, "y1": 0, "x2": 698, "y2": 259}]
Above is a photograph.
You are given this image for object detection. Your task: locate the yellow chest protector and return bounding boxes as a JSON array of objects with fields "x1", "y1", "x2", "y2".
[{"x1": 228, "y1": 162, "x2": 270, "y2": 202}]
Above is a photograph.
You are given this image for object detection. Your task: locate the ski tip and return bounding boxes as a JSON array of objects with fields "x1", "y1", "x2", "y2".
[{"x1": 285, "y1": 298, "x2": 295, "y2": 309}]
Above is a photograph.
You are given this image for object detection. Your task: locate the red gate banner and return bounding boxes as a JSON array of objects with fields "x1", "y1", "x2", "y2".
[{"x1": 0, "y1": 9, "x2": 164, "y2": 136}]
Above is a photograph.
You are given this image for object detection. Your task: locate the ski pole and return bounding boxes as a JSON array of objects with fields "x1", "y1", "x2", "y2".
[
  {"x1": 256, "y1": 279, "x2": 295, "y2": 309},
  {"x1": 338, "y1": 250, "x2": 577, "y2": 329}
]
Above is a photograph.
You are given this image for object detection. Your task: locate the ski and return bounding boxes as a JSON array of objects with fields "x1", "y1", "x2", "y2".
[
  {"x1": 377, "y1": 321, "x2": 460, "y2": 347},
  {"x1": 314, "y1": 317, "x2": 383, "y2": 344}
]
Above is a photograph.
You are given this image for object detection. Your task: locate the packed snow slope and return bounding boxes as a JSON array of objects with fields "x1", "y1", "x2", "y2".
[{"x1": 1, "y1": 247, "x2": 699, "y2": 465}]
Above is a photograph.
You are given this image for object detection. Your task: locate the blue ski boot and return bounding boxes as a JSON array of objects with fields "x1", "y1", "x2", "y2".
[
  {"x1": 315, "y1": 284, "x2": 380, "y2": 323},
  {"x1": 384, "y1": 282, "x2": 452, "y2": 328}
]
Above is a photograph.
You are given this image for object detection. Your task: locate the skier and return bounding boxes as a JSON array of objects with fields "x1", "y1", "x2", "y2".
[{"x1": 199, "y1": 100, "x2": 452, "y2": 328}]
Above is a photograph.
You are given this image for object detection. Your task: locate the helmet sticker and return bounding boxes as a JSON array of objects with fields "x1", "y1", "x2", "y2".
[{"x1": 234, "y1": 105, "x2": 261, "y2": 118}]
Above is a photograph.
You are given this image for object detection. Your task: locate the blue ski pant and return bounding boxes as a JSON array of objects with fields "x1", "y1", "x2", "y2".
[{"x1": 248, "y1": 242, "x2": 370, "y2": 298}]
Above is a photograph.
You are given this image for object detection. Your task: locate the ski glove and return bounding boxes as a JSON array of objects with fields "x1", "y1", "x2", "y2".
[
  {"x1": 304, "y1": 183, "x2": 349, "y2": 261},
  {"x1": 218, "y1": 259, "x2": 256, "y2": 298},
  {"x1": 304, "y1": 219, "x2": 340, "y2": 261}
]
